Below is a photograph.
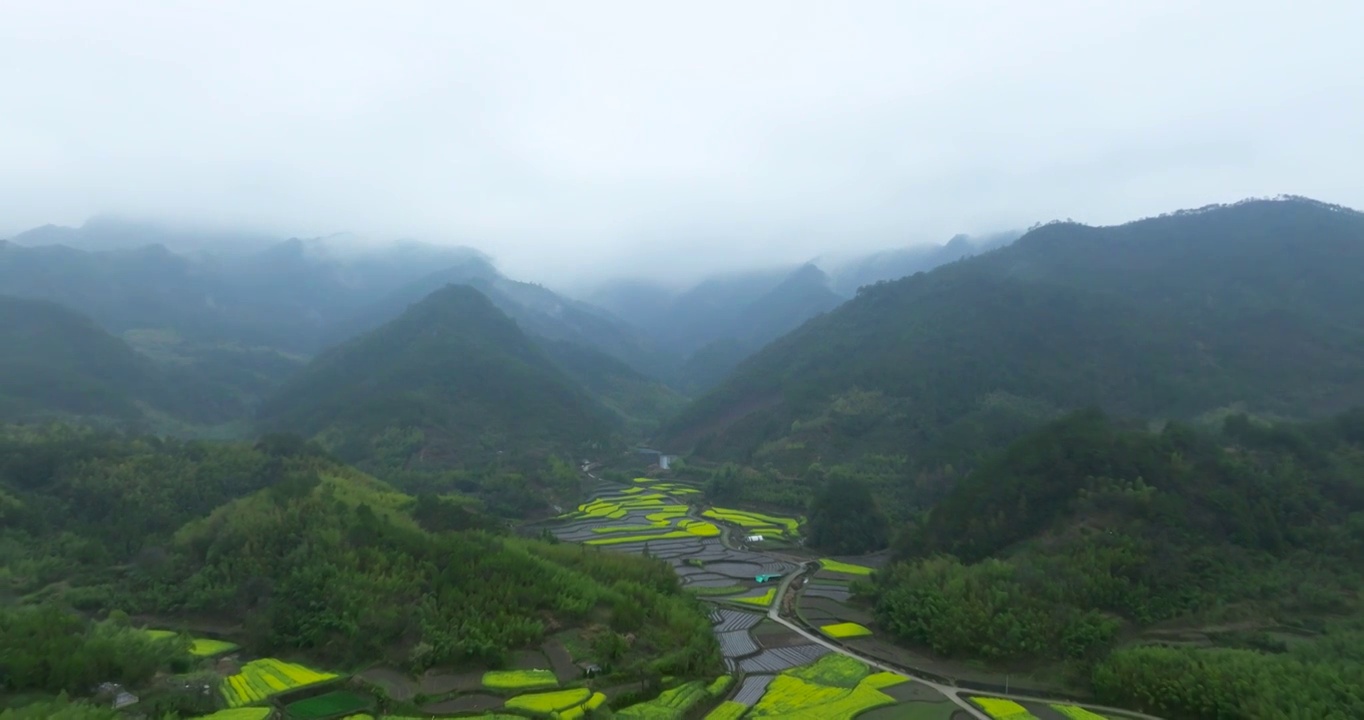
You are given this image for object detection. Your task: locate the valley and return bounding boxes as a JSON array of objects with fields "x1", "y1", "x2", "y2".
[
  {"x1": 4, "y1": 198, "x2": 1364, "y2": 720},
  {"x1": 537, "y1": 469, "x2": 1161, "y2": 720},
  {"x1": 6, "y1": 4, "x2": 1364, "y2": 717}
]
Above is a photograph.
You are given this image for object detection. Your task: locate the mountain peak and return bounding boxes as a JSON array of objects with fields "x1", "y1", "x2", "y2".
[
  {"x1": 786, "y1": 262, "x2": 832, "y2": 285},
  {"x1": 257, "y1": 284, "x2": 613, "y2": 471}
]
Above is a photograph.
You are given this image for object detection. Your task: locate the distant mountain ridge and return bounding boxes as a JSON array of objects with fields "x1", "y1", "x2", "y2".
[
  {"x1": 324, "y1": 259, "x2": 671, "y2": 380},
  {"x1": 2, "y1": 219, "x2": 678, "y2": 424},
  {"x1": 821, "y1": 230, "x2": 1020, "y2": 295},
  {"x1": 0, "y1": 294, "x2": 252, "y2": 426},
  {"x1": 583, "y1": 232, "x2": 1021, "y2": 392},
  {"x1": 664, "y1": 197, "x2": 1364, "y2": 483}
]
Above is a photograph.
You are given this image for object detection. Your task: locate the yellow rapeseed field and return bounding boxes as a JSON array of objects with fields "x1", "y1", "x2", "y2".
[
  {"x1": 971, "y1": 696, "x2": 1038, "y2": 719},
  {"x1": 220, "y1": 658, "x2": 338, "y2": 707},
  {"x1": 504, "y1": 687, "x2": 591, "y2": 713},
  {"x1": 818, "y1": 559, "x2": 875, "y2": 576},
  {"x1": 1051, "y1": 705, "x2": 1111, "y2": 720},
  {"x1": 820, "y1": 622, "x2": 873, "y2": 639},
  {"x1": 482, "y1": 669, "x2": 559, "y2": 691}
]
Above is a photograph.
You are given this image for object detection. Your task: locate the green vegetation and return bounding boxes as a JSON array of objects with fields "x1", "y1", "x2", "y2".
[
  {"x1": 189, "y1": 638, "x2": 240, "y2": 657},
  {"x1": 221, "y1": 658, "x2": 338, "y2": 707},
  {"x1": 700, "y1": 507, "x2": 800, "y2": 535},
  {"x1": 703, "y1": 701, "x2": 747, "y2": 720},
  {"x1": 748, "y1": 656, "x2": 900, "y2": 719},
  {"x1": 1093, "y1": 644, "x2": 1364, "y2": 719},
  {"x1": 503, "y1": 687, "x2": 590, "y2": 713},
  {"x1": 807, "y1": 473, "x2": 888, "y2": 553},
  {"x1": 818, "y1": 559, "x2": 874, "y2": 576},
  {"x1": 868, "y1": 408, "x2": 1364, "y2": 716},
  {"x1": 668, "y1": 199, "x2": 1364, "y2": 521},
  {"x1": 0, "y1": 606, "x2": 190, "y2": 695},
  {"x1": 0, "y1": 697, "x2": 121, "y2": 720},
  {"x1": 538, "y1": 339, "x2": 688, "y2": 435},
  {"x1": 200, "y1": 710, "x2": 274, "y2": 720},
  {"x1": 285, "y1": 689, "x2": 370, "y2": 719},
  {"x1": 786, "y1": 654, "x2": 871, "y2": 687},
  {"x1": 482, "y1": 669, "x2": 558, "y2": 691},
  {"x1": 684, "y1": 584, "x2": 745, "y2": 597},
  {"x1": 970, "y1": 697, "x2": 1036, "y2": 719},
  {"x1": 1, "y1": 427, "x2": 719, "y2": 698},
  {"x1": 616, "y1": 679, "x2": 710, "y2": 719},
  {"x1": 0, "y1": 295, "x2": 157, "y2": 423},
  {"x1": 731, "y1": 588, "x2": 776, "y2": 608},
  {"x1": 820, "y1": 622, "x2": 872, "y2": 639},
  {"x1": 256, "y1": 285, "x2": 614, "y2": 501},
  {"x1": 1050, "y1": 706, "x2": 1111, "y2": 720},
  {"x1": 130, "y1": 467, "x2": 717, "y2": 672},
  {"x1": 142, "y1": 630, "x2": 238, "y2": 657}
]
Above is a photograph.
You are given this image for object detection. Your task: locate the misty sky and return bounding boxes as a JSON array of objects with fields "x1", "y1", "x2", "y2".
[{"x1": 3, "y1": 1, "x2": 1361, "y2": 283}]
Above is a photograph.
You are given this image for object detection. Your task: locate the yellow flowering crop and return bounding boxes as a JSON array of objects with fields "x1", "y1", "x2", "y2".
[
  {"x1": 702, "y1": 507, "x2": 801, "y2": 534},
  {"x1": 818, "y1": 559, "x2": 875, "y2": 576},
  {"x1": 584, "y1": 529, "x2": 698, "y2": 545},
  {"x1": 482, "y1": 669, "x2": 559, "y2": 691},
  {"x1": 504, "y1": 687, "x2": 591, "y2": 713},
  {"x1": 819, "y1": 622, "x2": 872, "y2": 639},
  {"x1": 1051, "y1": 705, "x2": 1111, "y2": 720},
  {"x1": 198, "y1": 710, "x2": 273, "y2": 720},
  {"x1": 219, "y1": 658, "x2": 339, "y2": 707},
  {"x1": 971, "y1": 696, "x2": 1038, "y2": 719},
  {"x1": 861, "y1": 672, "x2": 908, "y2": 690},
  {"x1": 732, "y1": 588, "x2": 776, "y2": 607},
  {"x1": 190, "y1": 638, "x2": 240, "y2": 656}
]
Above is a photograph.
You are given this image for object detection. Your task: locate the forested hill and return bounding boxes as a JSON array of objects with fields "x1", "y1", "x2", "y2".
[
  {"x1": 322, "y1": 259, "x2": 672, "y2": 381},
  {"x1": 0, "y1": 294, "x2": 163, "y2": 422},
  {"x1": 664, "y1": 197, "x2": 1364, "y2": 486},
  {"x1": 0, "y1": 427, "x2": 718, "y2": 693},
  {"x1": 0, "y1": 295, "x2": 237, "y2": 425},
  {"x1": 256, "y1": 284, "x2": 615, "y2": 476},
  {"x1": 869, "y1": 408, "x2": 1364, "y2": 719}
]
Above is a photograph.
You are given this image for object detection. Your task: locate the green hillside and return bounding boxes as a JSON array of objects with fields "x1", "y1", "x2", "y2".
[
  {"x1": 323, "y1": 260, "x2": 674, "y2": 380},
  {"x1": 869, "y1": 408, "x2": 1364, "y2": 719},
  {"x1": 665, "y1": 198, "x2": 1364, "y2": 515},
  {"x1": 537, "y1": 339, "x2": 687, "y2": 434},
  {"x1": 671, "y1": 264, "x2": 844, "y2": 393},
  {"x1": 0, "y1": 295, "x2": 183, "y2": 424},
  {"x1": 0, "y1": 426, "x2": 718, "y2": 699},
  {"x1": 256, "y1": 285, "x2": 615, "y2": 479}
]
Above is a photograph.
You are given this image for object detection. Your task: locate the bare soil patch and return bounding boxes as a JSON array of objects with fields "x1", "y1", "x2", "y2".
[
  {"x1": 542, "y1": 639, "x2": 578, "y2": 683},
  {"x1": 419, "y1": 669, "x2": 483, "y2": 695},
  {"x1": 420, "y1": 693, "x2": 504, "y2": 714},
  {"x1": 881, "y1": 680, "x2": 950, "y2": 703},
  {"x1": 510, "y1": 648, "x2": 551, "y2": 670},
  {"x1": 358, "y1": 667, "x2": 418, "y2": 701}
]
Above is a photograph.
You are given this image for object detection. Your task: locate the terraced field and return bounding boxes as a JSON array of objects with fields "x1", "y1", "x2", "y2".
[
  {"x1": 219, "y1": 658, "x2": 339, "y2": 708},
  {"x1": 544, "y1": 478, "x2": 981, "y2": 719}
]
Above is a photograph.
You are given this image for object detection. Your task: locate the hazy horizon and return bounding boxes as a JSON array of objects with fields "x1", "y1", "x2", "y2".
[{"x1": 3, "y1": 1, "x2": 1362, "y2": 284}]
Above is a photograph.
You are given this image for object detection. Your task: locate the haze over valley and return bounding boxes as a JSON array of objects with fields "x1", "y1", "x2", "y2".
[{"x1": 3, "y1": 3, "x2": 1364, "y2": 720}]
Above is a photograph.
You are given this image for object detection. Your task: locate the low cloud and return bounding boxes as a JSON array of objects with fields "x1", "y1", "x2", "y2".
[{"x1": 2, "y1": 1, "x2": 1361, "y2": 284}]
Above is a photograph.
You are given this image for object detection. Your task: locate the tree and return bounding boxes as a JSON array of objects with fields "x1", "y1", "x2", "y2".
[{"x1": 806, "y1": 469, "x2": 888, "y2": 554}]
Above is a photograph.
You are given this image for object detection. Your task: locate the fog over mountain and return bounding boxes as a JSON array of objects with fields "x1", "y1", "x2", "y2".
[{"x1": 4, "y1": 1, "x2": 1363, "y2": 285}]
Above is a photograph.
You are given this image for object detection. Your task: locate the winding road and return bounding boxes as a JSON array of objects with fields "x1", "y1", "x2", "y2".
[
  {"x1": 704, "y1": 507, "x2": 1163, "y2": 720},
  {"x1": 760, "y1": 565, "x2": 1164, "y2": 720},
  {"x1": 574, "y1": 467, "x2": 1163, "y2": 720}
]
